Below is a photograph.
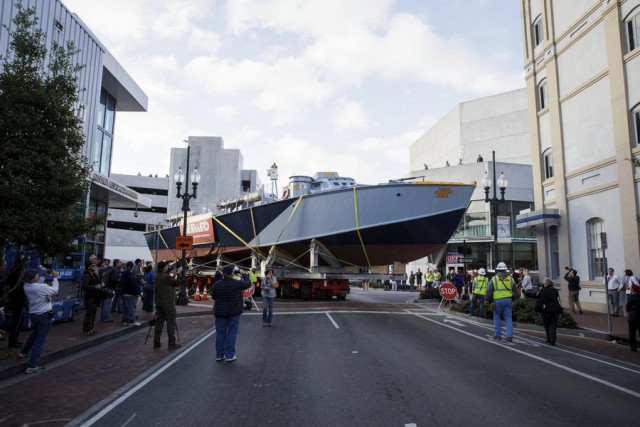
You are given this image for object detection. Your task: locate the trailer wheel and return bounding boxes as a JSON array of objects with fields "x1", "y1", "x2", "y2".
[{"x1": 301, "y1": 284, "x2": 312, "y2": 300}]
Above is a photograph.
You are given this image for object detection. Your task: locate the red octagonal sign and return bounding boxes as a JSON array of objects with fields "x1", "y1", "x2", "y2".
[{"x1": 439, "y1": 282, "x2": 458, "y2": 301}]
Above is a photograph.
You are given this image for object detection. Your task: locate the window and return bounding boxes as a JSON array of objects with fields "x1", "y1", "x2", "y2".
[
  {"x1": 627, "y1": 10, "x2": 640, "y2": 52},
  {"x1": 543, "y1": 149, "x2": 553, "y2": 179},
  {"x1": 537, "y1": 79, "x2": 548, "y2": 110},
  {"x1": 533, "y1": 15, "x2": 544, "y2": 48},
  {"x1": 633, "y1": 106, "x2": 640, "y2": 146},
  {"x1": 93, "y1": 88, "x2": 117, "y2": 175},
  {"x1": 587, "y1": 219, "x2": 605, "y2": 279}
]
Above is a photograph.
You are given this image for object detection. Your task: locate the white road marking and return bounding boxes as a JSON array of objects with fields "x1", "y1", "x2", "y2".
[
  {"x1": 81, "y1": 329, "x2": 217, "y2": 426},
  {"x1": 443, "y1": 318, "x2": 465, "y2": 327},
  {"x1": 412, "y1": 312, "x2": 640, "y2": 399},
  {"x1": 325, "y1": 312, "x2": 340, "y2": 328}
]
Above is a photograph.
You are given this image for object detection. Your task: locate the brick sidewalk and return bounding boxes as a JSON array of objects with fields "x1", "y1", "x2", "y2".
[{"x1": 0, "y1": 299, "x2": 215, "y2": 380}]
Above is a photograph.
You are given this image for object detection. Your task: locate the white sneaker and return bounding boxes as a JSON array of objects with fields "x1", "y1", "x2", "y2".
[
  {"x1": 25, "y1": 366, "x2": 44, "y2": 374},
  {"x1": 131, "y1": 322, "x2": 141, "y2": 327},
  {"x1": 18, "y1": 351, "x2": 29, "y2": 358},
  {"x1": 226, "y1": 355, "x2": 237, "y2": 362}
]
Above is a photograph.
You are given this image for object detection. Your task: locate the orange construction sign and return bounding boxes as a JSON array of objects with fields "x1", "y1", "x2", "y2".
[{"x1": 175, "y1": 236, "x2": 193, "y2": 250}]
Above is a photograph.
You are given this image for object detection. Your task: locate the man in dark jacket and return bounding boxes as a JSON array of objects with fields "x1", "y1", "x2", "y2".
[
  {"x1": 211, "y1": 265, "x2": 251, "y2": 362},
  {"x1": 121, "y1": 261, "x2": 141, "y2": 326},
  {"x1": 626, "y1": 283, "x2": 640, "y2": 352},
  {"x1": 153, "y1": 261, "x2": 182, "y2": 350},
  {"x1": 81, "y1": 262, "x2": 102, "y2": 336}
]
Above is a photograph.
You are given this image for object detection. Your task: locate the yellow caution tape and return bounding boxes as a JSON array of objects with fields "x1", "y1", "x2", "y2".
[{"x1": 353, "y1": 187, "x2": 372, "y2": 269}]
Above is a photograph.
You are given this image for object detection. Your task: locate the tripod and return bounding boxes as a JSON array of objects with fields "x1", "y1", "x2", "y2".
[{"x1": 145, "y1": 312, "x2": 180, "y2": 344}]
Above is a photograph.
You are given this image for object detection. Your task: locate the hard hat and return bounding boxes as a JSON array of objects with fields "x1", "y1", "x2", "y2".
[
  {"x1": 478, "y1": 268, "x2": 486, "y2": 275},
  {"x1": 495, "y1": 262, "x2": 508, "y2": 271}
]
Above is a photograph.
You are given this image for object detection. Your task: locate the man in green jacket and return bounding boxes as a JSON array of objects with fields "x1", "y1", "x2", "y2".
[{"x1": 153, "y1": 261, "x2": 182, "y2": 350}]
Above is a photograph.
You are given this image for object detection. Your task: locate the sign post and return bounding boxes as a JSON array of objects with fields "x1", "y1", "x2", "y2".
[
  {"x1": 175, "y1": 236, "x2": 193, "y2": 251},
  {"x1": 437, "y1": 282, "x2": 459, "y2": 311}
]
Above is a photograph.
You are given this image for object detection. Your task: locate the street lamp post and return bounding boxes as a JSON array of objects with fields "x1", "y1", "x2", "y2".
[
  {"x1": 174, "y1": 145, "x2": 200, "y2": 306},
  {"x1": 480, "y1": 150, "x2": 508, "y2": 267}
]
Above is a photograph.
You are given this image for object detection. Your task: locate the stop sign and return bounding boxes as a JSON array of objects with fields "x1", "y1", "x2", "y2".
[{"x1": 439, "y1": 282, "x2": 458, "y2": 301}]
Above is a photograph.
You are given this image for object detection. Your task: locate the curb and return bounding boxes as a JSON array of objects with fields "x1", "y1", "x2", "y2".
[{"x1": 0, "y1": 311, "x2": 213, "y2": 381}]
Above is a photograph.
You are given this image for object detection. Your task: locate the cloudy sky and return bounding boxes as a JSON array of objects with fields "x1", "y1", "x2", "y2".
[{"x1": 62, "y1": 0, "x2": 524, "y2": 189}]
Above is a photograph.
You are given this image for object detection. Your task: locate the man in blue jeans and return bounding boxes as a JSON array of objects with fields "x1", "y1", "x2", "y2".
[
  {"x1": 19, "y1": 269, "x2": 59, "y2": 374},
  {"x1": 211, "y1": 265, "x2": 252, "y2": 362},
  {"x1": 487, "y1": 262, "x2": 515, "y2": 342}
]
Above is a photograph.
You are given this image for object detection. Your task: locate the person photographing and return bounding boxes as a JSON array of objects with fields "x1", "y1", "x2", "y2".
[{"x1": 19, "y1": 269, "x2": 59, "y2": 374}]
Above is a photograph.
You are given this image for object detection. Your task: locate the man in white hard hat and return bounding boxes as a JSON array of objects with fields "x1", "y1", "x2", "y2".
[
  {"x1": 469, "y1": 268, "x2": 488, "y2": 317},
  {"x1": 487, "y1": 262, "x2": 516, "y2": 342}
]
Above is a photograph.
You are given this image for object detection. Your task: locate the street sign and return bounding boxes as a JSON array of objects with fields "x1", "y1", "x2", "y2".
[
  {"x1": 439, "y1": 282, "x2": 458, "y2": 301},
  {"x1": 175, "y1": 236, "x2": 193, "y2": 250},
  {"x1": 457, "y1": 257, "x2": 473, "y2": 263}
]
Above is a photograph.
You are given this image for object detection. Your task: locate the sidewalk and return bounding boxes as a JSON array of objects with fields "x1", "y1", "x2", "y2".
[
  {"x1": 0, "y1": 298, "x2": 637, "y2": 381},
  {"x1": 0, "y1": 298, "x2": 215, "y2": 381}
]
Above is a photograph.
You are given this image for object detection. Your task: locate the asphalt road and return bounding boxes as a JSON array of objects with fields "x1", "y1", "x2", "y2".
[
  {"x1": 2, "y1": 289, "x2": 639, "y2": 427},
  {"x1": 76, "y1": 290, "x2": 639, "y2": 427}
]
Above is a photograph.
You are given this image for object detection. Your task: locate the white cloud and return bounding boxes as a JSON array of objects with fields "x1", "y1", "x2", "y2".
[
  {"x1": 224, "y1": 0, "x2": 394, "y2": 36},
  {"x1": 60, "y1": 0, "x2": 525, "y2": 187},
  {"x1": 333, "y1": 100, "x2": 368, "y2": 131}
]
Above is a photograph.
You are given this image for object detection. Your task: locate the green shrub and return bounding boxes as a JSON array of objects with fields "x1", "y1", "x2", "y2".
[
  {"x1": 420, "y1": 288, "x2": 442, "y2": 300},
  {"x1": 448, "y1": 297, "x2": 578, "y2": 329}
]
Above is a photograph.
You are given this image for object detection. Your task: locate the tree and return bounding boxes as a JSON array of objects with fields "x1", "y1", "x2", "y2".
[{"x1": 0, "y1": 4, "x2": 94, "y2": 257}]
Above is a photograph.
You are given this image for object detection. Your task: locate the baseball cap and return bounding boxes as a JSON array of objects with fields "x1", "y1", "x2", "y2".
[{"x1": 223, "y1": 265, "x2": 235, "y2": 276}]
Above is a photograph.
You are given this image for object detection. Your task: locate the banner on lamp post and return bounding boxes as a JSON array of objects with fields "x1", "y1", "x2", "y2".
[{"x1": 497, "y1": 216, "x2": 511, "y2": 243}]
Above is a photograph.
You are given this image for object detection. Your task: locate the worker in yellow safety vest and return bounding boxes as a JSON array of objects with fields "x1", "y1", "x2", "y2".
[
  {"x1": 249, "y1": 267, "x2": 259, "y2": 295},
  {"x1": 425, "y1": 270, "x2": 434, "y2": 289},
  {"x1": 469, "y1": 268, "x2": 488, "y2": 317},
  {"x1": 486, "y1": 262, "x2": 515, "y2": 342},
  {"x1": 433, "y1": 270, "x2": 441, "y2": 288}
]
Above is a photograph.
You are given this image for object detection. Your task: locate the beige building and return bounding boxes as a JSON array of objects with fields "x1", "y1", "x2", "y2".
[{"x1": 521, "y1": 0, "x2": 640, "y2": 312}]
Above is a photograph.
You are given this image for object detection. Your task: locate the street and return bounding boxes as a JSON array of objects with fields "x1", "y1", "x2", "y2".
[{"x1": 2, "y1": 289, "x2": 639, "y2": 427}]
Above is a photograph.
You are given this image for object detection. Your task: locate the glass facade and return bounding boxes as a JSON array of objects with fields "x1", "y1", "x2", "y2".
[
  {"x1": 84, "y1": 198, "x2": 107, "y2": 260},
  {"x1": 93, "y1": 88, "x2": 116, "y2": 175},
  {"x1": 450, "y1": 200, "x2": 537, "y2": 271}
]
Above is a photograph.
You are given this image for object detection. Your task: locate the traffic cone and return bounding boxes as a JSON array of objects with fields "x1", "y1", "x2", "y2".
[
  {"x1": 194, "y1": 285, "x2": 202, "y2": 301},
  {"x1": 202, "y1": 286, "x2": 208, "y2": 300}
]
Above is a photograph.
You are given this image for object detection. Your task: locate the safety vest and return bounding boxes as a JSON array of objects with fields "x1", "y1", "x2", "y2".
[
  {"x1": 249, "y1": 271, "x2": 258, "y2": 284},
  {"x1": 491, "y1": 275, "x2": 514, "y2": 299},
  {"x1": 473, "y1": 276, "x2": 488, "y2": 295},
  {"x1": 426, "y1": 272, "x2": 434, "y2": 282},
  {"x1": 434, "y1": 272, "x2": 441, "y2": 281}
]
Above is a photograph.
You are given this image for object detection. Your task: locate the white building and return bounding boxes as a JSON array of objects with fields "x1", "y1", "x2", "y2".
[
  {"x1": 167, "y1": 137, "x2": 261, "y2": 219},
  {"x1": 408, "y1": 89, "x2": 535, "y2": 275},
  {"x1": 410, "y1": 88, "x2": 530, "y2": 171},
  {"x1": 0, "y1": 0, "x2": 150, "y2": 265},
  {"x1": 105, "y1": 174, "x2": 169, "y2": 262},
  {"x1": 521, "y1": 1, "x2": 640, "y2": 312}
]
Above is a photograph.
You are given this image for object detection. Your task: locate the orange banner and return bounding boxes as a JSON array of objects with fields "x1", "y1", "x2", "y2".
[{"x1": 182, "y1": 213, "x2": 215, "y2": 245}]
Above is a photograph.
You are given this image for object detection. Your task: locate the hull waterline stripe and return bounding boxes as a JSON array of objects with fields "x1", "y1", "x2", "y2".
[{"x1": 353, "y1": 187, "x2": 372, "y2": 268}]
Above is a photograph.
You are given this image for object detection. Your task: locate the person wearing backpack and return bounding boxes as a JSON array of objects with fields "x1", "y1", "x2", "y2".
[{"x1": 486, "y1": 262, "x2": 515, "y2": 342}]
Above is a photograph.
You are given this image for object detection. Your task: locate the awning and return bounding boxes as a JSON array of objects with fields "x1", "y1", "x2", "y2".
[
  {"x1": 516, "y1": 208, "x2": 560, "y2": 228},
  {"x1": 89, "y1": 171, "x2": 151, "y2": 208}
]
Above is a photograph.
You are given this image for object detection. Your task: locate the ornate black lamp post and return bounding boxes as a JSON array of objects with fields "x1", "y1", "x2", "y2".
[
  {"x1": 480, "y1": 150, "x2": 508, "y2": 266},
  {"x1": 174, "y1": 145, "x2": 200, "y2": 305}
]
